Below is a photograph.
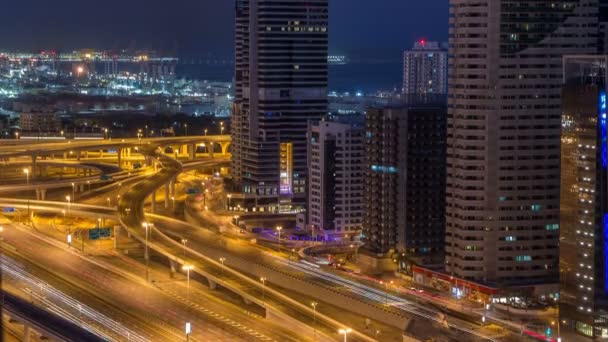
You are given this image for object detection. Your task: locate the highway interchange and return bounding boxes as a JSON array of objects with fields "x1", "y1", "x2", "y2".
[{"x1": 0, "y1": 136, "x2": 539, "y2": 342}]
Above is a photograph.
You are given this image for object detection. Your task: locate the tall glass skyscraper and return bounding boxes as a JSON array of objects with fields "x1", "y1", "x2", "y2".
[
  {"x1": 446, "y1": 0, "x2": 598, "y2": 285},
  {"x1": 231, "y1": 0, "x2": 329, "y2": 212},
  {"x1": 560, "y1": 55, "x2": 608, "y2": 339}
]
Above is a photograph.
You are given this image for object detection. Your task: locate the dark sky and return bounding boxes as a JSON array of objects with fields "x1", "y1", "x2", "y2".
[{"x1": 0, "y1": 0, "x2": 448, "y2": 57}]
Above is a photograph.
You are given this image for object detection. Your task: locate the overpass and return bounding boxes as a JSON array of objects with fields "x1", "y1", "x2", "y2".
[{"x1": 1, "y1": 290, "x2": 106, "y2": 342}]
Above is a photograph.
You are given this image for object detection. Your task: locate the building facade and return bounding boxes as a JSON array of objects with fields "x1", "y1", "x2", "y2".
[
  {"x1": 559, "y1": 56, "x2": 608, "y2": 339},
  {"x1": 307, "y1": 117, "x2": 365, "y2": 240},
  {"x1": 403, "y1": 40, "x2": 448, "y2": 95},
  {"x1": 363, "y1": 99, "x2": 446, "y2": 268},
  {"x1": 231, "y1": 0, "x2": 329, "y2": 212},
  {"x1": 446, "y1": 0, "x2": 598, "y2": 285},
  {"x1": 19, "y1": 110, "x2": 60, "y2": 133}
]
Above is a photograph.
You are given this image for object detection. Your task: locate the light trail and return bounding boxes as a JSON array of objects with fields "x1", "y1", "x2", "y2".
[
  {"x1": 1, "y1": 255, "x2": 149, "y2": 342},
  {"x1": 277, "y1": 258, "x2": 499, "y2": 342}
]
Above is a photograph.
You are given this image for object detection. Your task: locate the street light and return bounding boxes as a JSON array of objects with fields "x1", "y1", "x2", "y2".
[
  {"x1": 181, "y1": 238, "x2": 188, "y2": 259},
  {"x1": 71, "y1": 182, "x2": 75, "y2": 201},
  {"x1": 204, "y1": 128, "x2": 208, "y2": 136},
  {"x1": 276, "y1": 226, "x2": 283, "y2": 251},
  {"x1": 260, "y1": 277, "x2": 267, "y2": 305},
  {"x1": 142, "y1": 222, "x2": 152, "y2": 282},
  {"x1": 226, "y1": 194, "x2": 232, "y2": 210},
  {"x1": 23, "y1": 168, "x2": 30, "y2": 185},
  {"x1": 171, "y1": 196, "x2": 176, "y2": 211},
  {"x1": 65, "y1": 195, "x2": 71, "y2": 216},
  {"x1": 106, "y1": 197, "x2": 111, "y2": 207},
  {"x1": 184, "y1": 123, "x2": 188, "y2": 136},
  {"x1": 182, "y1": 264, "x2": 194, "y2": 301},
  {"x1": 339, "y1": 328, "x2": 352, "y2": 342},
  {"x1": 311, "y1": 302, "x2": 318, "y2": 341},
  {"x1": 219, "y1": 257, "x2": 226, "y2": 277}
]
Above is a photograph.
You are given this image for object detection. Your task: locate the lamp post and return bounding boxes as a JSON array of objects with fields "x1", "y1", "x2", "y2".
[
  {"x1": 220, "y1": 122, "x2": 224, "y2": 135},
  {"x1": 350, "y1": 244, "x2": 358, "y2": 262},
  {"x1": 204, "y1": 128, "x2": 208, "y2": 136},
  {"x1": 181, "y1": 238, "x2": 188, "y2": 259},
  {"x1": 276, "y1": 226, "x2": 283, "y2": 252},
  {"x1": 226, "y1": 194, "x2": 232, "y2": 210},
  {"x1": 339, "y1": 328, "x2": 352, "y2": 342},
  {"x1": 182, "y1": 264, "x2": 194, "y2": 301},
  {"x1": 23, "y1": 168, "x2": 30, "y2": 185},
  {"x1": 260, "y1": 277, "x2": 266, "y2": 306},
  {"x1": 184, "y1": 123, "x2": 188, "y2": 136},
  {"x1": 219, "y1": 257, "x2": 226, "y2": 277},
  {"x1": 142, "y1": 222, "x2": 151, "y2": 282},
  {"x1": 71, "y1": 182, "x2": 75, "y2": 202},
  {"x1": 65, "y1": 195, "x2": 71, "y2": 217},
  {"x1": 171, "y1": 196, "x2": 176, "y2": 211},
  {"x1": 106, "y1": 197, "x2": 111, "y2": 208},
  {"x1": 311, "y1": 302, "x2": 318, "y2": 341}
]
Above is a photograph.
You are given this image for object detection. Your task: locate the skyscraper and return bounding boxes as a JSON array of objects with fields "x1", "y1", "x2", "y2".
[
  {"x1": 560, "y1": 55, "x2": 608, "y2": 339},
  {"x1": 231, "y1": 0, "x2": 329, "y2": 212},
  {"x1": 402, "y1": 40, "x2": 448, "y2": 96},
  {"x1": 307, "y1": 116, "x2": 365, "y2": 241},
  {"x1": 446, "y1": 0, "x2": 598, "y2": 284},
  {"x1": 363, "y1": 98, "x2": 446, "y2": 271}
]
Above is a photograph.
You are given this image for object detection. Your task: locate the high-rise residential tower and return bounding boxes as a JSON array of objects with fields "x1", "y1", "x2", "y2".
[
  {"x1": 231, "y1": 0, "x2": 329, "y2": 212},
  {"x1": 559, "y1": 55, "x2": 608, "y2": 340},
  {"x1": 402, "y1": 40, "x2": 448, "y2": 96},
  {"x1": 363, "y1": 97, "x2": 447, "y2": 270},
  {"x1": 307, "y1": 116, "x2": 365, "y2": 241},
  {"x1": 446, "y1": 0, "x2": 598, "y2": 284}
]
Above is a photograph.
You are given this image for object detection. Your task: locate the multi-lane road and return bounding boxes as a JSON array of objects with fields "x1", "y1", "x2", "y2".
[{"x1": 0, "y1": 136, "x2": 537, "y2": 342}]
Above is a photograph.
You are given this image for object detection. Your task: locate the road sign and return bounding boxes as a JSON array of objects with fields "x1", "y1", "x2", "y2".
[
  {"x1": 88, "y1": 228, "x2": 111, "y2": 240},
  {"x1": 186, "y1": 188, "x2": 201, "y2": 195}
]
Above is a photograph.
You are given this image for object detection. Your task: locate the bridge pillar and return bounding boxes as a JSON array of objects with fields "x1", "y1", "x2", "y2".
[
  {"x1": 30, "y1": 154, "x2": 37, "y2": 177},
  {"x1": 79, "y1": 184, "x2": 85, "y2": 192},
  {"x1": 35, "y1": 189, "x2": 46, "y2": 201},
  {"x1": 150, "y1": 192, "x2": 156, "y2": 213},
  {"x1": 169, "y1": 259, "x2": 177, "y2": 278},
  {"x1": 208, "y1": 278, "x2": 217, "y2": 290},
  {"x1": 23, "y1": 324, "x2": 31, "y2": 342},
  {"x1": 63, "y1": 152, "x2": 67, "y2": 159},
  {"x1": 114, "y1": 225, "x2": 120, "y2": 250},
  {"x1": 117, "y1": 148, "x2": 122, "y2": 168},
  {"x1": 165, "y1": 183, "x2": 170, "y2": 208},
  {"x1": 76, "y1": 151, "x2": 81, "y2": 161},
  {"x1": 170, "y1": 178, "x2": 176, "y2": 198},
  {"x1": 189, "y1": 143, "x2": 195, "y2": 161},
  {"x1": 221, "y1": 142, "x2": 230, "y2": 155},
  {"x1": 209, "y1": 142, "x2": 215, "y2": 158}
]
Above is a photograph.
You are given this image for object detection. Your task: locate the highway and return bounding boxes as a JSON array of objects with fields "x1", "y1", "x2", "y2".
[
  {"x1": 0, "y1": 135, "x2": 527, "y2": 342},
  {"x1": 114, "y1": 144, "x2": 376, "y2": 342},
  {"x1": 0, "y1": 220, "x2": 305, "y2": 341},
  {"x1": 0, "y1": 136, "x2": 230, "y2": 159},
  {"x1": 1, "y1": 288, "x2": 106, "y2": 342}
]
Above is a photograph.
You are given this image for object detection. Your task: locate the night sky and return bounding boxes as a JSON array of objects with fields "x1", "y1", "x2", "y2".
[{"x1": 0, "y1": 0, "x2": 448, "y2": 57}]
